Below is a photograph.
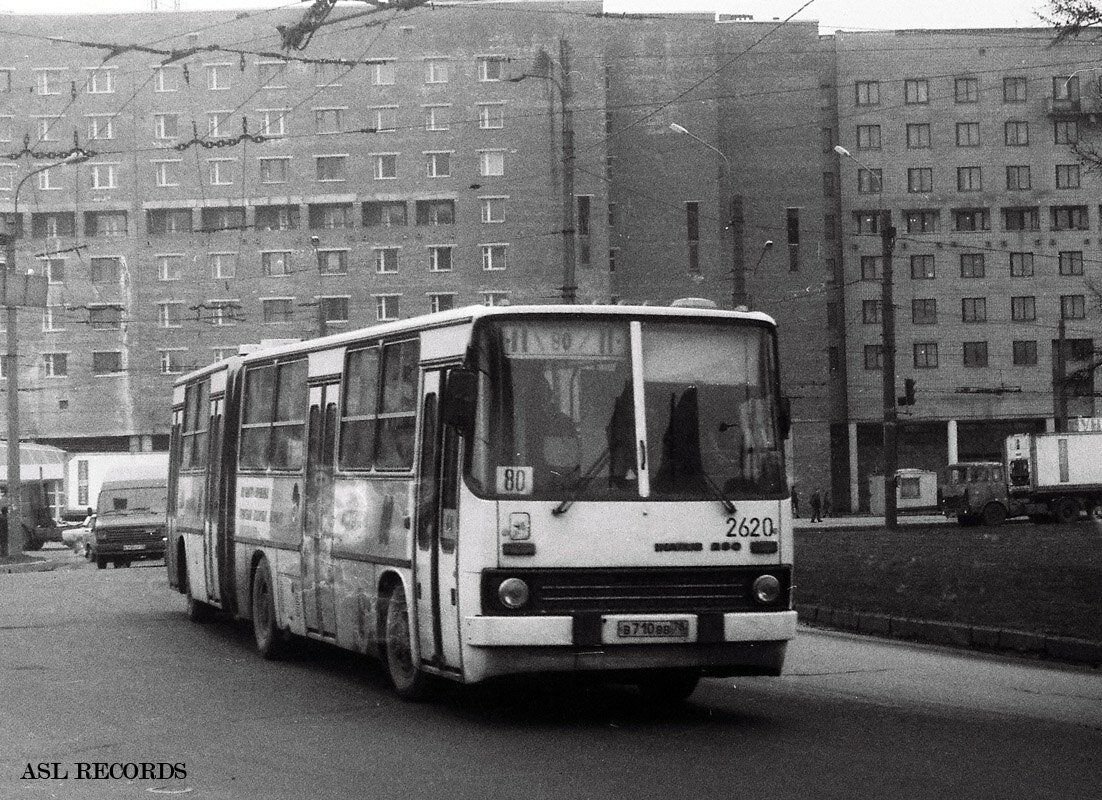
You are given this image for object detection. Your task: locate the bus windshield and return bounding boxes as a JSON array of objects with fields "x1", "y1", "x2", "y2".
[{"x1": 468, "y1": 317, "x2": 785, "y2": 501}]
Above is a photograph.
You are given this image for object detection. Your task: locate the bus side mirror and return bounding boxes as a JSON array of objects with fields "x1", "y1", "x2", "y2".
[
  {"x1": 779, "y1": 396, "x2": 792, "y2": 440},
  {"x1": 442, "y1": 369, "x2": 478, "y2": 434}
]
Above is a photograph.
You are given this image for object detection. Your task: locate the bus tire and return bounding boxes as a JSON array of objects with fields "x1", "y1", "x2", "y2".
[
  {"x1": 183, "y1": 563, "x2": 214, "y2": 624},
  {"x1": 981, "y1": 503, "x2": 1007, "y2": 527},
  {"x1": 383, "y1": 584, "x2": 432, "y2": 701},
  {"x1": 251, "y1": 558, "x2": 291, "y2": 660},
  {"x1": 1053, "y1": 497, "x2": 1080, "y2": 525},
  {"x1": 95, "y1": 556, "x2": 107, "y2": 570},
  {"x1": 635, "y1": 669, "x2": 701, "y2": 705}
]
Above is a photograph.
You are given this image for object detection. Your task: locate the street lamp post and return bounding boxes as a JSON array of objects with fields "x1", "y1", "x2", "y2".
[
  {"x1": 834, "y1": 145, "x2": 899, "y2": 529},
  {"x1": 669, "y1": 123, "x2": 742, "y2": 308},
  {"x1": 0, "y1": 150, "x2": 86, "y2": 555}
]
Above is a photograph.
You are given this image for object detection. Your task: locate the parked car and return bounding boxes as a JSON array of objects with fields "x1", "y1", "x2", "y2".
[{"x1": 89, "y1": 480, "x2": 167, "y2": 569}]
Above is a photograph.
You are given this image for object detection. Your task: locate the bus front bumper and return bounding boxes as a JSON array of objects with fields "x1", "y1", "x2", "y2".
[{"x1": 464, "y1": 610, "x2": 797, "y2": 647}]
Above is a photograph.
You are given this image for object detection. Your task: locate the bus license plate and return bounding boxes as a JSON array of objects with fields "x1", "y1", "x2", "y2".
[
  {"x1": 122, "y1": 544, "x2": 146, "y2": 551},
  {"x1": 605, "y1": 616, "x2": 695, "y2": 644}
]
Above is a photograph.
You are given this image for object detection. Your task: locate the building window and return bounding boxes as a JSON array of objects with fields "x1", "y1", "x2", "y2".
[
  {"x1": 1013, "y1": 340, "x2": 1038, "y2": 366},
  {"x1": 37, "y1": 163, "x2": 64, "y2": 190},
  {"x1": 199, "y1": 207, "x2": 244, "y2": 232},
  {"x1": 956, "y1": 122, "x2": 980, "y2": 147},
  {"x1": 857, "y1": 169, "x2": 881, "y2": 194},
  {"x1": 960, "y1": 253, "x2": 985, "y2": 278},
  {"x1": 89, "y1": 305, "x2": 123, "y2": 330},
  {"x1": 1052, "y1": 205, "x2": 1089, "y2": 230},
  {"x1": 42, "y1": 352, "x2": 68, "y2": 377},
  {"x1": 317, "y1": 250, "x2": 348, "y2": 275},
  {"x1": 906, "y1": 123, "x2": 931, "y2": 149},
  {"x1": 910, "y1": 255, "x2": 935, "y2": 279},
  {"x1": 44, "y1": 259, "x2": 66, "y2": 285},
  {"x1": 89, "y1": 163, "x2": 118, "y2": 190},
  {"x1": 314, "y1": 62, "x2": 343, "y2": 87},
  {"x1": 906, "y1": 210, "x2": 939, "y2": 233},
  {"x1": 372, "y1": 154, "x2": 398, "y2": 179},
  {"x1": 955, "y1": 77, "x2": 979, "y2": 103},
  {"x1": 87, "y1": 67, "x2": 114, "y2": 94},
  {"x1": 912, "y1": 299, "x2": 937, "y2": 325},
  {"x1": 1059, "y1": 250, "x2": 1084, "y2": 276},
  {"x1": 259, "y1": 109, "x2": 287, "y2": 137},
  {"x1": 425, "y1": 151, "x2": 452, "y2": 178},
  {"x1": 374, "y1": 248, "x2": 400, "y2": 273},
  {"x1": 481, "y1": 292, "x2": 509, "y2": 307},
  {"x1": 314, "y1": 107, "x2": 344, "y2": 134},
  {"x1": 319, "y1": 297, "x2": 349, "y2": 324},
  {"x1": 212, "y1": 348, "x2": 237, "y2": 362},
  {"x1": 1006, "y1": 166, "x2": 1031, "y2": 190},
  {"x1": 257, "y1": 61, "x2": 288, "y2": 89},
  {"x1": 1056, "y1": 164, "x2": 1081, "y2": 189},
  {"x1": 36, "y1": 68, "x2": 65, "y2": 95},
  {"x1": 1061, "y1": 294, "x2": 1086, "y2": 319},
  {"x1": 364, "y1": 201, "x2": 407, "y2": 227},
  {"x1": 157, "y1": 254, "x2": 183, "y2": 281},
  {"x1": 855, "y1": 124, "x2": 881, "y2": 150},
  {"x1": 147, "y1": 208, "x2": 192, "y2": 234},
  {"x1": 953, "y1": 208, "x2": 989, "y2": 231},
  {"x1": 261, "y1": 251, "x2": 292, "y2": 277},
  {"x1": 1011, "y1": 295, "x2": 1036, "y2": 321},
  {"x1": 209, "y1": 301, "x2": 240, "y2": 327},
  {"x1": 370, "y1": 106, "x2": 398, "y2": 132},
  {"x1": 207, "y1": 111, "x2": 230, "y2": 137},
  {"x1": 1054, "y1": 120, "x2": 1079, "y2": 145},
  {"x1": 913, "y1": 342, "x2": 938, "y2": 368},
  {"x1": 153, "y1": 113, "x2": 179, "y2": 139},
  {"x1": 854, "y1": 81, "x2": 879, "y2": 105},
  {"x1": 904, "y1": 78, "x2": 929, "y2": 104},
  {"x1": 206, "y1": 63, "x2": 231, "y2": 90},
  {"x1": 92, "y1": 351, "x2": 123, "y2": 375},
  {"x1": 0, "y1": 116, "x2": 10, "y2": 142},
  {"x1": 375, "y1": 294, "x2": 400, "y2": 321},
  {"x1": 86, "y1": 212, "x2": 127, "y2": 237},
  {"x1": 424, "y1": 105, "x2": 450, "y2": 131},
  {"x1": 429, "y1": 293, "x2": 455, "y2": 313},
  {"x1": 315, "y1": 155, "x2": 348, "y2": 182},
  {"x1": 209, "y1": 252, "x2": 237, "y2": 279},
  {"x1": 153, "y1": 66, "x2": 179, "y2": 92},
  {"x1": 908, "y1": 168, "x2": 933, "y2": 193},
  {"x1": 370, "y1": 61, "x2": 395, "y2": 86},
  {"x1": 862, "y1": 299, "x2": 882, "y2": 324},
  {"x1": 479, "y1": 150, "x2": 504, "y2": 176},
  {"x1": 1003, "y1": 76, "x2": 1028, "y2": 102},
  {"x1": 415, "y1": 199, "x2": 455, "y2": 225},
  {"x1": 31, "y1": 212, "x2": 76, "y2": 238},
  {"x1": 481, "y1": 197, "x2": 506, "y2": 223},
  {"x1": 482, "y1": 244, "x2": 508, "y2": 271},
  {"x1": 860, "y1": 256, "x2": 882, "y2": 281},
  {"x1": 956, "y1": 167, "x2": 983, "y2": 193},
  {"x1": 963, "y1": 341, "x2": 989, "y2": 367},
  {"x1": 478, "y1": 103, "x2": 505, "y2": 129},
  {"x1": 1010, "y1": 252, "x2": 1034, "y2": 277},
  {"x1": 962, "y1": 297, "x2": 987, "y2": 322},
  {"x1": 153, "y1": 160, "x2": 180, "y2": 187},
  {"x1": 864, "y1": 344, "x2": 883, "y2": 370},
  {"x1": 262, "y1": 298, "x2": 294, "y2": 324},
  {"x1": 1005, "y1": 121, "x2": 1029, "y2": 146},
  {"x1": 259, "y1": 157, "x2": 290, "y2": 184},
  {"x1": 478, "y1": 56, "x2": 506, "y2": 82},
  {"x1": 1002, "y1": 207, "x2": 1039, "y2": 231},
  {"x1": 429, "y1": 245, "x2": 453, "y2": 272},
  {"x1": 87, "y1": 115, "x2": 115, "y2": 140},
  {"x1": 853, "y1": 211, "x2": 881, "y2": 235},
  {"x1": 158, "y1": 302, "x2": 184, "y2": 328},
  {"x1": 208, "y1": 159, "x2": 235, "y2": 185},
  {"x1": 257, "y1": 205, "x2": 300, "y2": 231},
  {"x1": 425, "y1": 58, "x2": 449, "y2": 84},
  {"x1": 159, "y1": 350, "x2": 187, "y2": 375}
]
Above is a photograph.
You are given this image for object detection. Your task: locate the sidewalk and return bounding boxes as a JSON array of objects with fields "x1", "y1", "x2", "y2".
[{"x1": 794, "y1": 513, "x2": 953, "y2": 531}]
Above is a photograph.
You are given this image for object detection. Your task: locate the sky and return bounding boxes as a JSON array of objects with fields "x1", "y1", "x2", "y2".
[{"x1": 0, "y1": 0, "x2": 1057, "y2": 33}]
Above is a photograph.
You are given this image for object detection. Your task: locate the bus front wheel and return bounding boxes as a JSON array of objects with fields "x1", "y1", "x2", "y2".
[
  {"x1": 251, "y1": 558, "x2": 291, "y2": 660},
  {"x1": 383, "y1": 584, "x2": 432, "y2": 701}
]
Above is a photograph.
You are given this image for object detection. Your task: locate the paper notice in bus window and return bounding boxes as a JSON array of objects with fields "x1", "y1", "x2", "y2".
[{"x1": 496, "y1": 466, "x2": 533, "y2": 495}]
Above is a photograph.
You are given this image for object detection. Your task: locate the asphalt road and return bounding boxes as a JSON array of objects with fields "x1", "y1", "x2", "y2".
[{"x1": 1, "y1": 557, "x2": 1099, "y2": 800}]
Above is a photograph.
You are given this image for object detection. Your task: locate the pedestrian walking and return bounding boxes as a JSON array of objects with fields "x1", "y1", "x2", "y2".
[
  {"x1": 790, "y1": 485, "x2": 800, "y2": 518},
  {"x1": 809, "y1": 489, "x2": 822, "y2": 523},
  {"x1": 0, "y1": 506, "x2": 8, "y2": 558}
]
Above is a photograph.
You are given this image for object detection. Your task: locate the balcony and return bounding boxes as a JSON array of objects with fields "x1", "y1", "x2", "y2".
[{"x1": 1045, "y1": 95, "x2": 1102, "y2": 116}]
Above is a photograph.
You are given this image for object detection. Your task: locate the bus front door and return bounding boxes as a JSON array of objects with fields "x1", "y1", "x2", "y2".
[
  {"x1": 414, "y1": 370, "x2": 462, "y2": 672},
  {"x1": 302, "y1": 383, "x2": 338, "y2": 638},
  {"x1": 203, "y1": 397, "x2": 223, "y2": 604}
]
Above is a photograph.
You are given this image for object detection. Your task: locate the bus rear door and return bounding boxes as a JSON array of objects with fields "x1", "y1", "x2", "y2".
[
  {"x1": 202, "y1": 395, "x2": 223, "y2": 604},
  {"x1": 303, "y1": 382, "x2": 339, "y2": 638}
]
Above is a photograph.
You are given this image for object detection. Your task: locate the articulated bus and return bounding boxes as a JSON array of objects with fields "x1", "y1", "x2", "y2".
[{"x1": 166, "y1": 303, "x2": 796, "y2": 701}]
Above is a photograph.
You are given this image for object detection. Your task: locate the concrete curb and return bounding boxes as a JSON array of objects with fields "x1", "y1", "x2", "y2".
[
  {"x1": 0, "y1": 558, "x2": 56, "y2": 575},
  {"x1": 796, "y1": 604, "x2": 1102, "y2": 667}
]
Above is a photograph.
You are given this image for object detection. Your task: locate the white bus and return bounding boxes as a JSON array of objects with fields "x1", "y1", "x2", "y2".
[{"x1": 166, "y1": 303, "x2": 796, "y2": 701}]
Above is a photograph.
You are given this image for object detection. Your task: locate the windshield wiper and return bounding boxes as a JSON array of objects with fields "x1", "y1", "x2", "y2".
[
  {"x1": 697, "y1": 470, "x2": 736, "y2": 514},
  {"x1": 552, "y1": 447, "x2": 610, "y2": 516}
]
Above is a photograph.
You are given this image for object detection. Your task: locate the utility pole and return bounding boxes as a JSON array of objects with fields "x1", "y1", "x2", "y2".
[
  {"x1": 558, "y1": 37, "x2": 576, "y2": 304},
  {"x1": 1055, "y1": 317, "x2": 1068, "y2": 432},
  {"x1": 0, "y1": 223, "x2": 19, "y2": 556},
  {"x1": 880, "y1": 209, "x2": 898, "y2": 530}
]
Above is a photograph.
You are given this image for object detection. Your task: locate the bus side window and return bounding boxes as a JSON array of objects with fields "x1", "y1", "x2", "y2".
[
  {"x1": 240, "y1": 365, "x2": 277, "y2": 470},
  {"x1": 339, "y1": 347, "x2": 380, "y2": 470},
  {"x1": 270, "y1": 360, "x2": 307, "y2": 470},
  {"x1": 376, "y1": 340, "x2": 420, "y2": 470}
]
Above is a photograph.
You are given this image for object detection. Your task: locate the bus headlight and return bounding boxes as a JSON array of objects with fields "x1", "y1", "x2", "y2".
[
  {"x1": 498, "y1": 578, "x2": 530, "y2": 609},
  {"x1": 752, "y1": 574, "x2": 781, "y2": 604}
]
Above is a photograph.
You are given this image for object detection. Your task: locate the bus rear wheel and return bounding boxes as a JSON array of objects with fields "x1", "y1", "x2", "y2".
[
  {"x1": 982, "y1": 503, "x2": 1007, "y2": 527},
  {"x1": 1053, "y1": 497, "x2": 1080, "y2": 524},
  {"x1": 383, "y1": 584, "x2": 432, "y2": 701},
  {"x1": 635, "y1": 669, "x2": 701, "y2": 705},
  {"x1": 251, "y1": 558, "x2": 291, "y2": 660}
]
